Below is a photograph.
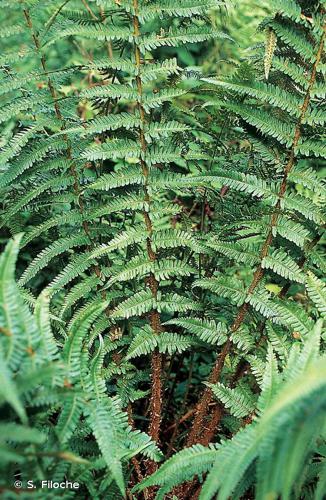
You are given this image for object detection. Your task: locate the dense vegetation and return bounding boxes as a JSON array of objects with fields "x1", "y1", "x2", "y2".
[{"x1": 0, "y1": 0, "x2": 325, "y2": 498}]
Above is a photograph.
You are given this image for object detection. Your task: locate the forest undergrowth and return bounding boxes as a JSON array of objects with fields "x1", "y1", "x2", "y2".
[{"x1": 0, "y1": 0, "x2": 325, "y2": 499}]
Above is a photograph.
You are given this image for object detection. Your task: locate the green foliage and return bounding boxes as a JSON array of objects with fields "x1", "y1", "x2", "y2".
[
  {"x1": 137, "y1": 322, "x2": 326, "y2": 499},
  {"x1": 0, "y1": 0, "x2": 325, "y2": 498},
  {"x1": 0, "y1": 237, "x2": 161, "y2": 497}
]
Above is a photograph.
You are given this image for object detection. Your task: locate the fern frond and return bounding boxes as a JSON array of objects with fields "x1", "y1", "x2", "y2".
[
  {"x1": 275, "y1": 300, "x2": 313, "y2": 336},
  {"x1": 0, "y1": 137, "x2": 66, "y2": 187},
  {"x1": 207, "y1": 382, "x2": 256, "y2": 418},
  {"x1": 207, "y1": 240, "x2": 260, "y2": 266},
  {"x1": 262, "y1": 248, "x2": 305, "y2": 283},
  {"x1": 306, "y1": 272, "x2": 326, "y2": 318},
  {"x1": 19, "y1": 235, "x2": 89, "y2": 285},
  {"x1": 140, "y1": 27, "x2": 230, "y2": 51},
  {"x1": 136, "y1": 0, "x2": 226, "y2": 21},
  {"x1": 276, "y1": 217, "x2": 310, "y2": 248},
  {"x1": 91, "y1": 227, "x2": 147, "y2": 258},
  {"x1": 56, "y1": 394, "x2": 84, "y2": 444},
  {"x1": 85, "y1": 398, "x2": 127, "y2": 495},
  {"x1": 90, "y1": 166, "x2": 145, "y2": 191},
  {"x1": 47, "y1": 251, "x2": 96, "y2": 294},
  {"x1": 83, "y1": 139, "x2": 141, "y2": 162},
  {"x1": 61, "y1": 113, "x2": 141, "y2": 137},
  {"x1": 64, "y1": 300, "x2": 108, "y2": 379},
  {"x1": 268, "y1": 19, "x2": 315, "y2": 62},
  {"x1": 164, "y1": 317, "x2": 227, "y2": 345},
  {"x1": 134, "y1": 444, "x2": 219, "y2": 497},
  {"x1": 202, "y1": 79, "x2": 302, "y2": 118},
  {"x1": 106, "y1": 255, "x2": 152, "y2": 287},
  {"x1": 284, "y1": 194, "x2": 324, "y2": 224},
  {"x1": 194, "y1": 277, "x2": 246, "y2": 306},
  {"x1": 111, "y1": 291, "x2": 154, "y2": 319},
  {"x1": 289, "y1": 165, "x2": 326, "y2": 196},
  {"x1": 126, "y1": 327, "x2": 191, "y2": 359},
  {"x1": 80, "y1": 83, "x2": 138, "y2": 100},
  {"x1": 139, "y1": 59, "x2": 181, "y2": 82},
  {"x1": 44, "y1": 20, "x2": 132, "y2": 45}
]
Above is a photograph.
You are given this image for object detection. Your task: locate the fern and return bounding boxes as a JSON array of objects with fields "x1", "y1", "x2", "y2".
[
  {"x1": 306, "y1": 272, "x2": 326, "y2": 319},
  {"x1": 139, "y1": 322, "x2": 326, "y2": 499},
  {"x1": 166, "y1": 316, "x2": 227, "y2": 343},
  {"x1": 0, "y1": 0, "x2": 325, "y2": 497},
  {"x1": 0, "y1": 239, "x2": 161, "y2": 496},
  {"x1": 207, "y1": 381, "x2": 256, "y2": 418},
  {"x1": 261, "y1": 248, "x2": 305, "y2": 283}
]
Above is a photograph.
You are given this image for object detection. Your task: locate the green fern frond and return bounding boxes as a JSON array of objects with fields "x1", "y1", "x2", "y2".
[
  {"x1": 275, "y1": 300, "x2": 313, "y2": 336},
  {"x1": 276, "y1": 217, "x2": 310, "y2": 248},
  {"x1": 140, "y1": 27, "x2": 231, "y2": 51},
  {"x1": 262, "y1": 248, "x2": 305, "y2": 283},
  {"x1": 47, "y1": 251, "x2": 96, "y2": 295},
  {"x1": 134, "y1": 444, "x2": 219, "y2": 497},
  {"x1": 90, "y1": 166, "x2": 145, "y2": 191},
  {"x1": 126, "y1": 326, "x2": 191, "y2": 359},
  {"x1": 0, "y1": 137, "x2": 66, "y2": 187},
  {"x1": 207, "y1": 382, "x2": 256, "y2": 418},
  {"x1": 202, "y1": 79, "x2": 302, "y2": 118},
  {"x1": 306, "y1": 272, "x2": 326, "y2": 318},
  {"x1": 80, "y1": 84, "x2": 138, "y2": 100},
  {"x1": 91, "y1": 227, "x2": 147, "y2": 258},
  {"x1": 296, "y1": 139, "x2": 326, "y2": 158},
  {"x1": 289, "y1": 165, "x2": 326, "y2": 196},
  {"x1": 85, "y1": 398, "x2": 127, "y2": 496},
  {"x1": 61, "y1": 275, "x2": 102, "y2": 317},
  {"x1": 157, "y1": 293, "x2": 202, "y2": 314},
  {"x1": 61, "y1": 113, "x2": 141, "y2": 137},
  {"x1": 111, "y1": 291, "x2": 154, "y2": 319},
  {"x1": 267, "y1": 19, "x2": 316, "y2": 62},
  {"x1": 19, "y1": 234, "x2": 89, "y2": 286},
  {"x1": 139, "y1": 59, "x2": 181, "y2": 82},
  {"x1": 164, "y1": 317, "x2": 227, "y2": 345},
  {"x1": 194, "y1": 277, "x2": 246, "y2": 306},
  {"x1": 83, "y1": 139, "x2": 141, "y2": 162},
  {"x1": 44, "y1": 20, "x2": 132, "y2": 46},
  {"x1": 283, "y1": 194, "x2": 324, "y2": 224},
  {"x1": 136, "y1": 0, "x2": 226, "y2": 22},
  {"x1": 207, "y1": 240, "x2": 260, "y2": 266}
]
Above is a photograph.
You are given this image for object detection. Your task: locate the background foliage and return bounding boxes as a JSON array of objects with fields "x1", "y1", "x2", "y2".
[{"x1": 0, "y1": 0, "x2": 325, "y2": 499}]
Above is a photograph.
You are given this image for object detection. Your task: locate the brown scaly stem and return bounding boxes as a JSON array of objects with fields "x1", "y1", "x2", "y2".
[
  {"x1": 132, "y1": 0, "x2": 163, "y2": 462},
  {"x1": 22, "y1": 6, "x2": 100, "y2": 265},
  {"x1": 186, "y1": 28, "x2": 326, "y2": 448}
]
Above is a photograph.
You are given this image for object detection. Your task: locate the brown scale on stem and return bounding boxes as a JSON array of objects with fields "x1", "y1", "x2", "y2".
[{"x1": 132, "y1": 0, "x2": 163, "y2": 464}]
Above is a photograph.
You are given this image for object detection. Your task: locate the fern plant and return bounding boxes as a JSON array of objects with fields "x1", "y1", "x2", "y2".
[
  {"x1": 181, "y1": 0, "x2": 326, "y2": 451},
  {"x1": 0, "y1": 0, "x2": 325, "y2": 498},
  {"x1": 0, "y1": 236, "x2": 161, "y2": 498},
  {"x1": 136, "y1": 320, "x2": 326, "y2": 499}
]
